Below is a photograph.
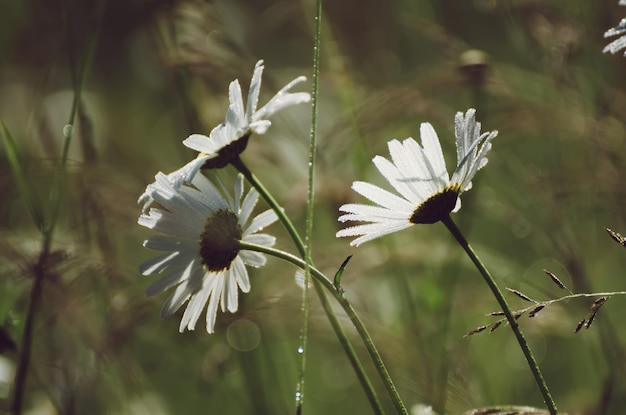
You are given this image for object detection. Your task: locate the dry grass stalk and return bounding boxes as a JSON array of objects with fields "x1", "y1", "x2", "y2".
[
  {"x1": 506, "y1": 287, "x2": 535, "y2": 302},
  {"x1": 542, "y1": 269, "x2": 567, "y2": 290}
]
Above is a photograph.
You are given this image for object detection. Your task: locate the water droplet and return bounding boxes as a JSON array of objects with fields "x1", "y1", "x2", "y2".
[
  {"x1": 295, "y1": 391, "x2": 302, "y2": 402},
  {"x1": 62, "y1": 124, "x2": 73, "y2": 138},
  {"x1": 297, "y1": 346, "x2": 304, "y2": 354}
]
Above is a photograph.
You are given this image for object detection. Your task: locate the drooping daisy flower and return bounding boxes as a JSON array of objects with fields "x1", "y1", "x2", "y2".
[
  {"x1": 604, "y1": 1, "x2": 626, "y2": 55},
  {"x1": 138, "y1": 172, "x2": 278, "y2": 333},
  {"x1": 138, "y1": 60, "x2": 310, "y2": 212},
  {"x1": 336, "y1": 109, "x2": 497, "y2": 247},
  {"x1": 184, "y1": 59, "x2": 311, "y2": 169}
]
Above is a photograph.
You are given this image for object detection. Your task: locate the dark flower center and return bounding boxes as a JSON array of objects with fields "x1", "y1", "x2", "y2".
[
  {"x1": 199, "y1": 210, "x2": 242, "y2": 272},
  {"x1": 409, "y1": 188, "x2": 459, "y2": 224},
  {"x1": 201, "y1": 134, "x2": 251, "y2": 169}
]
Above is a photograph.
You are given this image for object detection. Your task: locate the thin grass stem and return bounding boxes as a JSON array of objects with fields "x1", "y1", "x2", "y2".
[
  {"x1": 238, "y1": 238, "x2": 408, "y2": 415},
  {"x1": 295, "y1": 0, "x2": 323, "y2": 410},
  {"x1": 10, "y1": 2, "x2": 105, "y2": 413}
]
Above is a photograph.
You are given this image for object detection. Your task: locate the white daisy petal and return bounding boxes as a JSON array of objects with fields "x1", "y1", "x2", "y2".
[
  {"x1": 372, "y1": 154, "x2": 425, "y2": 204},
  {"x1": 234, "y1": 174, "x2": 244, "y2": 213},
  {"x1": 229, "y1": 80, "x2": 245, "y2": 121},
  {"x1": 419, "y1": 123, "x2": 447, "y2": 182},
  {"x1": 393, "y1": 138, "x2": 445, "y2": 196},
  {"x1": 239, "y1": 187, "x2": 259, "y2": 225},
  {"x1": 254, "y1": 91, "x2": 311, "y2": 122},
  {"x1": 138, "y1": 156, "x2": 212, "y2": 212},
  {"x1": 336, "y1": 222, "x2": 414, "y2": 247},
  {"x1": 604, "y1": 18, "x2": 626, "y2": 55},
  {"x1": 179, "y1": 277, "x2": 214, "y2": 331},
  {"x1": 244, "y1": 233, "x2": 276, "y2": 248},
  {"x1": 139, "y1": 251, "x2": 181, "y2": 276},
  {"x1": 239, "y1": 250, "x2": 267, "y2": 268},
  {"x1": 224, "y1": 267, "x2": 240, "y2": 313},
  {"x1": 138, "y1": 173, "x2": 276, "y2": 334},
  {"x1": 205, "y1": 274, "x2": 224, "y2": 333},
  {"x1": 183, "y1": 134, "x2": 212, "y2": 153},
  {"x1": 338, "y1": 203, "x2": 410, "y2": 221},
  {"x1": 352, "y1": 181, "x2": 415, "y2": 212},
  {"x1": 337, "y1": 109, "x2": 496, "y2": 245},
  {"x1": 232, "y1": 256, "x2": 251, "y2": 293},
  {"x1": 246, "y1": 60, "x2": 264, "y2": 120},
  {"x1": 145, "y1": 268, "x2": 189, "y2": 297},
  {"x1": 160, "y1": 263, "x2": 204, "y2": 318},
  {"x1": 244, "y1": 209, "x2": 278, "y2": 236}
]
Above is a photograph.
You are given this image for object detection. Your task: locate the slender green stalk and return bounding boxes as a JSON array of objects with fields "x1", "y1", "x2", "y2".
[
  {"x1": 232, "y1": 157, "x2": 385, "y2": 414},
  {"x1": 441, "y1": 215, "x2": 558, "y2": 415},
  {"x1": 232, "y1": 157, "x2": 306, "y2": 259},
  {"x1": 238, "y1": 240, "x2": 408, "y2": 415},
  {"x1": 295, "y1": 0, "x2": 323, "y2": 410},
  {"x1": 11, "y1": 2, "x2": 105, "y2": 413}
]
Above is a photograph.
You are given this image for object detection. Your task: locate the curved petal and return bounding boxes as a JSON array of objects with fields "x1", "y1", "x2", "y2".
[
  {"x1": 336, "y1": 222, "x2": 413, "y2": 246},
  {"x1": 205, "y1": 273, "x2": 224, "y2": 333},
  {"x1": 239, "y1": 250, "x2": 267, "y2": 268},
  {"x1": 351, "y1": 181, "x2": 415, "y2": 212},
  {"x1": 246, "y1": 60, "x2": 264, "y2": 120},
  {"x1": 239, "y1": 187, "x2": 259, "y2": 226},
  {"x1": 232, "y1": 256, "x2": 251, "y2": 293},
  {"x1": 244, "y1": 209, "x2": 278, "y2": 236}
]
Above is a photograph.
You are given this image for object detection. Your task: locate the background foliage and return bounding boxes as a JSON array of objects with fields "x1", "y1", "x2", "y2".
[{"x1": 2, "y1": 0, "x2": 626, "y2": 413}]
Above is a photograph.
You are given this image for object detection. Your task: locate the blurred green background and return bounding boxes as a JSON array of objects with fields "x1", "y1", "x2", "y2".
[{"x1": 2, "y1": 0, "x2": 626, "y2": 414}]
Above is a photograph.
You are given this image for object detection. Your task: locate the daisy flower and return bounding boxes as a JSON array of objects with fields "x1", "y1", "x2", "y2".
[
  {"x1": 138, "y1": 172, "x2": 278, "y2": 333},
  {"x1": 138, "y1": 60, "x2": 310, "y2": 212},
  {"x1": 336, "y1": 109, "x2": 497, "y2": 247},
  {"x1": 604, "y1": 1, "x2": 626, "y2": 55},
  {"x1": 138, "y1": 154, "x2": 211, "y2": 212},
  {"x1": 184, "y1": 59, "x2": 311, "y2": 169}
]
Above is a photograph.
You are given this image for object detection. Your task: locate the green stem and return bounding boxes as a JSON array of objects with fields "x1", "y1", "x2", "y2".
[
  {"x1": 232, "y1": 157, "x2": 305, "y2": 258},
  {"x1": 11, "y1": 2, "x2": 105, "y2": 412},
  {"x1": 238, "y1": 240, "x2": 408, "y2": 415},
  {"x1": 232, "y1": 157, "x2": 386, "y2": 414},
  {"x1": 296, "y1": 0, "x2": 322, "y2": 408},
  {"x1": 441, "y1": 215, "x2": 558, "y2": 414},
  {"x1": 11, "y1": 249, "x2": 47, "y2": 415}
]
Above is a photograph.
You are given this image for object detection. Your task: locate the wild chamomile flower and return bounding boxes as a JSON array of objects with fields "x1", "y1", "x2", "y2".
[
  {"x1": 138, "y1": 60, "x2": 310, "y2": 212},
  {"x1": 336, "y1": 109, "x2": 497, "y2": 246},
  {"x1": 604, "y1": 1, "x2": 626, "y2": 55},
  {"x1": 183, "y1": 59, "x2": 311, "y2": 169},
  {"x1": 138, "y1": 172, "x2": 278, "y2": 333}
]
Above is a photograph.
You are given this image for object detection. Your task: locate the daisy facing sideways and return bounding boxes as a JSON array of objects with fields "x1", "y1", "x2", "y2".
[
  {"x1": 139, "y1": 59, "x2": 310, "y2": 212},
  {"x1": 336, "y1": 109, "x2": 497, "y2": 247},
  {"x1": 138, "y1": 173, "x2": 278, "y2": 333},
  {"x1": 184, "y1": 59, "x2": 311, "y2": 168}
]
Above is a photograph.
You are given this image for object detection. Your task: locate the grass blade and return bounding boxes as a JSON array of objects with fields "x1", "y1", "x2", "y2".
[{"x1": 2, "y1": 123, "x2": 45, "y2": 231}]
